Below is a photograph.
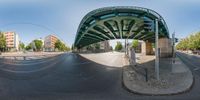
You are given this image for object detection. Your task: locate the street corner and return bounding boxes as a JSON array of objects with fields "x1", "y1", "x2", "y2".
[{"x1": 122, "y1": 58, "x2": 194, "y2": 95}]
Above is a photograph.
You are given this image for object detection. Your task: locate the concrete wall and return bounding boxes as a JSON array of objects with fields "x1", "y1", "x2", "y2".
[
  {"x1": 158, "y1": 38, "x2": 172, "y2": 58},
  {"x1": 141, "y1": 41, "x2": 154, "y2": 55},
  {"x1": 141, "y1": 38, "x2": 172, "y2": 58},
  {"x1": 146, "y1": 41, "x2": 154, "y2": 55}
]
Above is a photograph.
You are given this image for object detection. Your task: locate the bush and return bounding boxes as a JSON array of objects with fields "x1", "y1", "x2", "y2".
[{"x1": 115, "y1": 41, "x2": 123, "y2": 51}]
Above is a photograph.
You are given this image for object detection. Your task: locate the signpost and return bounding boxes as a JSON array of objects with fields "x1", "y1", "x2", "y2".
[
  {"x1": 155, "y1": 19, "x2": 160, "y2": 80},
  {"x1": 172, "y1": 32, "x2": 175, "y2": 63}
]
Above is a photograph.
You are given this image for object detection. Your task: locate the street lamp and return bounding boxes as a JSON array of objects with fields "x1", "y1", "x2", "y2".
[{"x1": 155, "y1": 19, "x2": 159, "y2": 80}]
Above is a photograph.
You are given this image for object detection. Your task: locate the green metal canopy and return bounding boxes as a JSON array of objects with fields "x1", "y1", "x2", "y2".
[{"x1": 74, "y1": 6, "x2": 169, "y2": 48}]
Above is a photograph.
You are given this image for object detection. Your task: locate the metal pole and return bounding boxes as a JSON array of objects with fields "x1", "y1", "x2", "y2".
[
  {"x1": 127, "y1": 39, "x2": 129, "y2": 56},
  {"x1": 174, "y1": 33, "x2": 176, "y2": 57},
  {"x1": 155, "y1": 19, "x2": 159, "y2": 80},
  {"x1": 125, "y1": 39, "x2": 127, "y2": 55},
  {"x1": 172, "y1": 32, "x2": 175, "y2": 63}
]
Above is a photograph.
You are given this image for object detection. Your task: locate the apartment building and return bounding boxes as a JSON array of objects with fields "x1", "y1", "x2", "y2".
[
  {"x1": 4, "y1": 32, "x2": 20, "y2": 51},
  {"x1": 80, "y1": 40, "x2": 110, "y2": 53},
  {"x1": 44, "y1": 35, "x2": 58, "y2": 51}
]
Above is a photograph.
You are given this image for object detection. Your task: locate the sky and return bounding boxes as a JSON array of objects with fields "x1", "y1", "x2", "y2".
[{"x1": 0, "y1": 0, "x2": 200, "y2": 47}]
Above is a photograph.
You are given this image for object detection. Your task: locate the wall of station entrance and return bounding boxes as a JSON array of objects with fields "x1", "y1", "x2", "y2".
[{"x1": 141, "y1": 38, "x2": 172, "y2": 57}]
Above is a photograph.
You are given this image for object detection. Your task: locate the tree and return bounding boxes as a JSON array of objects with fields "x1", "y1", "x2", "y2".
[
  {"x1": 94, "y1": 43, "x2": 100, "y2": 49},
  {"x1": 55, "y1": 40, "x2": 63, "y2": 51},
  {"x1": 33, "y1": 40, "x2": 43, "y2": 51},
  {"x1": 176, "y1": 31, "x2": 200, "y2": 51},
  {"x1": 19, "y1": 42, "x2": 25, "y2": 50},
  {"x1": 25, "y1": 43, "x2": 32, "y2": 50},
  {"x1": 115, "y1": 41, "x2": 123, "y2": 51},
  {"x1": 55, "y1": 40, "x2": 70, "y2": 51},
  {"x1": 65, "y1": 46, "x2": 71, "y2": 51},
  {"x1": 0, "y1": 32, "x2": 6, "y2": 52},
  {"x1": 132, "y1": 39, "x2": 139, "y2": 49}
]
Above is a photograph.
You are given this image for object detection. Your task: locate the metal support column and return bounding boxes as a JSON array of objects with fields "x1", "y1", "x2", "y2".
[{"x1": 155, "y1": 19, "x2": 159, "y2": 80}]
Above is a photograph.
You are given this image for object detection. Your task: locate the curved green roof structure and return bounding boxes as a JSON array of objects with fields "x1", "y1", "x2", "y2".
[{"x1": 74, "y1": 6, "x2": 169, "y2": 48}]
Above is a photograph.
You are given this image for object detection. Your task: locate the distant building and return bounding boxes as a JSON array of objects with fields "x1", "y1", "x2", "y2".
[
  {"x1": 100, "y1": 40, "x2": 110, "y2": 52},
  {"x1": 44, "y1": 35, "x2": 58, "y2": 51},
  {"x1": 4, "y1": 32, "x2": 20, "y2": 51},
  {"x1": 80, "y1": 40, "x2": 110, "y2": 53}
]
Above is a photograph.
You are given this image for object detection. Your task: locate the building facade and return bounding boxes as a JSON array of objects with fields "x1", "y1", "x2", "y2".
[
  {"x1": 100, "y1": 40, "x2": 110, "y2": 52},
  {"x1": 80, "y1": 40, "x2": 110, "y2": 53},
  {"x1": 4, "y1": 32, "x2": 20, "y2": 51},
  {"x1": 44, "y1": 35, "x2": 58, "y2": 52}
]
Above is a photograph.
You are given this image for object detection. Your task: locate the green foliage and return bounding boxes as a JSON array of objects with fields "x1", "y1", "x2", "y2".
[
  {"x1": 25, "y1": 44, "x2": 32, "y2": 50},
  {"x1": 33, "y1": 40, "x2": 43, "y2": 51},
  {"x1": 55, "y1": 40, "x2": 70, "y2": 51},
  {"x1": 0, "y1": 32, "x2": 6, "y2": 52},
  {"x1": 94, "y1": 43, "x2": 100, "y2": 49},
  {"x1": 86, "y1": 45, "x2": 93, "y2": 50},
  {"x1": 19, "y1": 42, "x2": 25, "y2": 50},
  {"x1": 115, "y1": 41, "x2": 123, "y2": 51},
  {"x1": 131, "y1": 39, "x2": 139, "y2": 49},
  {"x1": 176, "y1": 32, "x2": 200, "y2": 50},
  {"x1": 152, "y1": 43, "x2": 155, "y2": 48}
]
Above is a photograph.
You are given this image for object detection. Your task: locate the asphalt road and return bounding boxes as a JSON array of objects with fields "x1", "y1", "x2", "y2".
[{"x1": 0, "y1": 52, "x2": 199, "y2": 100}]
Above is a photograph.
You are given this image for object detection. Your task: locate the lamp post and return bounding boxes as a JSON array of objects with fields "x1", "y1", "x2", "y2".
[
  {"x1": 172, "y1": 32, "x2": 175, "y2": 63},
  {"x1": 155, "y1": 19, "x2": 159, "y2": 80}
]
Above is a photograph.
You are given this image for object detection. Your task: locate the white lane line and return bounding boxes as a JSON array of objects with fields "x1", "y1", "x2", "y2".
[
  {"x1": 0, "y1": 61, "x2": 92, "y2": 73},
  {"x1": 0, "y1": 58, "x2": 62, "y2": 73},
  {"x1": 0, "y1": 55, "x2": 64, "y2": 66},
  {"x1": 0, "y1": 59, "x2": 55, "y2": 65},
  {"x1": 0, "y1": 55, "x2": 68, "y2": 73}
]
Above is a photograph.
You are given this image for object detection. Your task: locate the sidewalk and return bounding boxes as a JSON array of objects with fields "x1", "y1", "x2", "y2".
[
  {"x1": 123, "y1": 55, "x2": 194, "y2": 95},
  {"x1": 80, "y1": 52, "x2": 125, "y2": 67}
]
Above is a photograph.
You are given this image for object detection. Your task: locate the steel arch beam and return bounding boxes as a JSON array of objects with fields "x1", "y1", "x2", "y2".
[{"x1": 74, "y1": 6, "x2": 169, "y2": 48}]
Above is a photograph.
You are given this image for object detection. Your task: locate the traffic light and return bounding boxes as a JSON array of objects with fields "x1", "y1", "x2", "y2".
[{"x1": 175, "y1": 38, "x2": 178, "y2": 43}]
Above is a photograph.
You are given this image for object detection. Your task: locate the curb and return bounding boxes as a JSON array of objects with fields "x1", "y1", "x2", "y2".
[{"x1": 121, "y1": 65, "x2": 194, "y2": 96}]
